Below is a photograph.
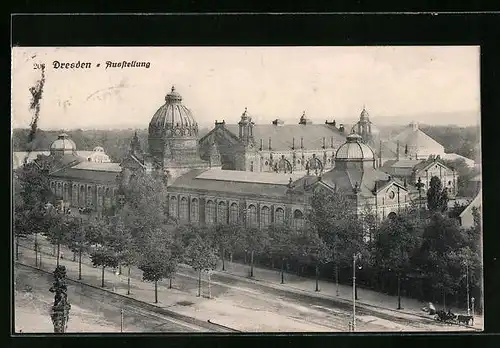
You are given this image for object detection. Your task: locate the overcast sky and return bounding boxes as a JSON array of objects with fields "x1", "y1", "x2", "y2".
[{"x1": 11, "y1": 46, "x2": 480, "y2": 130}]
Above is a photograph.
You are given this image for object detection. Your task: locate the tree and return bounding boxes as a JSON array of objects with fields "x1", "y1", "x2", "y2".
[
  {"x1": 417, "y1": 213, "x2": 469, "y2": 309},
  {"x1": 120, "y1": 170, "x2": 170, "y2": 234},
  {"x1": 374, "y1": 213, "x2": 423, "y2": 309},
  {"x1": 267, "y1": 224, "x2": 296, "y2": 284},
  {"x1": 184, "y1": 229, "x2": 219, "y2": 298},
  {"x1": 110, "y1": 214, "x2": 140, "y2": 295},
  {"x1": 44, "y1": 209, "x2": 77, "y2": 267},
  {"x1": 427, "y1": 176, "x2": 449, "y2": 213},
  {"x1": 293, "y1": 226, "x2": 332, "y2": 291},
  {"x1": 239, "y1": 226, "x2": 270, "y2": 278},
  {"x1": 308, "y1": 187, "x2": 365, "y2": 293},
  {"x1": 210, "y1": 224, "x2": 239, "y2": 271},
  {"x1": 88, "y1": 217, "x2": 119, "y2": 288},
  {"x1": 67, "y1": 217, "x2": 89, "y2": 280},
  {"x1": 138, "y1": 225, "x2": 179, "y2": 303},
  {"x1": 13, "y1": 162, "x2": 54, "y2": 260}
]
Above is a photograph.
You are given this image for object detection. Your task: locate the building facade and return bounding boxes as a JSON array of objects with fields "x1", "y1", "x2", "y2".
[
  {"x1": 37, "y1": 86, "x2": 413, "y2": 225},
  {"x1": 198, "y1": 109, "x2": 348, "y2": 175},
  {"x1": 380, "y1": 156, "x2": 458, "y2": 198}
]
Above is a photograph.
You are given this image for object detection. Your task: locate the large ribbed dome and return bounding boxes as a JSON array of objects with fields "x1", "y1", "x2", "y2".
[
  {"x1": 149, "y1": 86, "x2": 198, "y2": 137},
  {"x1": 335, "y1": 132, "x2": 375, "y2": 160},
  {"x1": 50, "y1": 133, "x2": 76, "y2": 155}
]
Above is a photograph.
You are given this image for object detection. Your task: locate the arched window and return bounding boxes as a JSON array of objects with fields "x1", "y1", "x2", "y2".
[
  {"x1": 97, "y1": 187, "x2": 103, "y2": 207},
  {"x1": 275, "y1": 207, "x2": 285, "y2": 225},
  {"x1": 56, "y1": 182, "x2": 62, "y2": 198},
  {"x1": 261, "y1": 206, "x2": 271, "y2": 228},
  {"x1": 104, "y1": 188, "x2": 111, "y2": 209},
  {"x1": 293, "y1": 209, "x2": 304, "y2": 229},
  {"x1": 169, "y1": 196, "x2": 178, "y2": 218},
  {"x1": 63, "y1": 183, "x2": 69, "y2": 201},
  {"x1": 218, "y1": 201, "x2": 227, "y2": 224},
  {"x1": 206, "y1": 200, "x2": 216, "y2": 225},
  {"x1": 247, "y1": 204, "x2": 257, "y2": 227},
  {"x1": 79, "y1": 185, "x2": 85, "y2": 206},
  {"x1": 86, "y1": 186, "x2": 93, "y2": 207},
  {"x1": 179, "y1": 197, "x2": 188, "y2": 221},
  {"x1": 229, "y1": 203, "x2": 239, "y2": 224},
  {"x1": 388, "y1": 212, "x2": 397, "y2": 220},
  {"x1": 72, "y1": 185, "x2": 78, "y2": 206},
  {"x1": 190, "y1": 198, "x2": 199, "y2": 223}
]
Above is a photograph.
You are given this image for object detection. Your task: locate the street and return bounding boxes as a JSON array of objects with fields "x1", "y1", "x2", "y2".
[{"x1": 15, "y1": 236, "x2": 479, "y2": 332}]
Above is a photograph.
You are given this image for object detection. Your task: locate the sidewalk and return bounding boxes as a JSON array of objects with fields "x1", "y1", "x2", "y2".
[
  {"x1": 18, "y1": 236, "x2": 483, "y2": 331},
  {"x1": 15, "y1": 243, "x2": 341, "y2": 332},
  {"x1": 215, "y1": 259, "x2": 483, "y2": 330}
]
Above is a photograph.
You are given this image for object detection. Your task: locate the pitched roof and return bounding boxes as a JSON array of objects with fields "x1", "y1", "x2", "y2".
[
  {"x1": 390, "y1": 160, "x2": 423, "y2": 168},
  {"x1": 71, "y1": 161, "x2": 122, "y2": 172},
  {"x1": 168, "y1": 168, "x2": 300, "y2": 198},
  {"x1": 50, "y1": 166, "x2": 120, "y2": 184},
  {"x1": 223, "y1": 124, "x2": 346, "y2": 151},
  {"x1": 459, "y1": 188, "x2": 482, "y2": 219},
  {"x1": 392, "y1": 126, "x2": 444, "y2": 154},
  {"x1": 320, "y1": 167, "x2": 393, "y2": 197}
]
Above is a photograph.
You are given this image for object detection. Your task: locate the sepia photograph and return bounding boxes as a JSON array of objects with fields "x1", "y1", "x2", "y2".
[{"x1": 11, "y1": 46, "x2": 483, "y2": 333}]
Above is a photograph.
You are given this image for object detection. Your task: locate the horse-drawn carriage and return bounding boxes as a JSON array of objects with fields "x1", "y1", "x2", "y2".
[
  {"x1": 422, "y1": 303, "x2": 474, "y2": 326},
  {"x1": 434, "y1": 309, "x2": 474, "y2": 325}
]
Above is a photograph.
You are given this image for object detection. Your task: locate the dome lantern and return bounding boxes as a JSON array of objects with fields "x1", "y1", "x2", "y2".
[{"x1": 165, "y1": 85, "x2": 182, "y2": 103}]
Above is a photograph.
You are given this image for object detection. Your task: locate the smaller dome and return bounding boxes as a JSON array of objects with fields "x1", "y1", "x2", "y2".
[
  {"x1": 239, "y1": 107, "x2": 252, "y2": 124},
  {"x1": 360, "y1": 106, "x2": 370, "y2": 120},
  {"x1": 50, "y1": 133, "x2": 76, "y2": 154},
  {"x1": 335, "y1": 132, "x2": 375, "y2": 160},
  {"x1": 93, "y1": 146, "x2": 104, "y2": 152}
]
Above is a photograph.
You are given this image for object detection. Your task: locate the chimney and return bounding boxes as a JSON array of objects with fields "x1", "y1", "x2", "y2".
[
  {"x1": 268, "y1": 137, "x2": 272, "y2": 150},
  {"x1": 292, "y1": 137, "x2": 295, "y2": 150},
  {"x1": 339, "y1": 124, "x2": 345, "y2": 133},
  {"x1": 322, "y1": 137, "x2": 326, "y2": 149},
  {"x1": 260, "y1": 139, "x2": 263, "y2": 151},
  {"x1": 387, "y1": 175, "x2": 392, "y2": 182},
  {"x1": 330, "y1": 136, "x2": 334, "y2": 148},
  {"x1": 396, "y1": 140, "x2": 400, "y2": 161},
  {"x1": 300, "y1": 137, "x2": 304, "y2": 149}
]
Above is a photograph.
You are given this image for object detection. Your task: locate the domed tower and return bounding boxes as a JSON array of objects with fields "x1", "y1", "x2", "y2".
[
  {"x1": 50, "y1": 133, "x2": 77, "y2": 157},
  {"x1": 147, "y1": 86, "x2": 208, "y2": 180},
  {"x1": 148, "y1": 86, "x2": 201, "y2": 166},
  {"x1": 335, "y1": 131, "x2": 376, "y2": 170},
  {"x1": 352, "y1": 106, "x2": 378, "y2": 145},
  {"x1": 238, "y1": 107, "x2": 254, "y2": 146}
]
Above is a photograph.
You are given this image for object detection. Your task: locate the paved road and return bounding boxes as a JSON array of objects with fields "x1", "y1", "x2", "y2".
[
  {"x1": 17, "y1": 237, "x2": 476, "y2": 332},
  {"x1": 15, "y1": 263, "x2": 220, "y2": 333}
]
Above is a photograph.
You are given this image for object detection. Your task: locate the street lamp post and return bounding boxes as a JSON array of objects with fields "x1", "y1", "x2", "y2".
[
  {"x1": 466, "y1": 262, "x2": 470, "y2": 316},
  {"x1": 352, "y1": 252, "x2": 362, "y2": 332},
  {"x1": 34, "y1": 233, "x2": 39, "y2": 267},
  {"x1": 471, "y1": 297, "x2": 475, "y2": 325},
  {"x1": 120, "y1": 309, "x2": 124, "y2": 333}
]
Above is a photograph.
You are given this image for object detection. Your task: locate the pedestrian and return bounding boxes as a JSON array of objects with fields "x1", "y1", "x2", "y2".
[{"x1": 60, "y1": 252, "x2": 64, "y2": 260}]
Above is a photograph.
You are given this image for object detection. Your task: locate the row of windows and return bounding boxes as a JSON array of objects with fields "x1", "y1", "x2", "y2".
[
  {"x1": 50, "y1": 181, "x2": 114, "y2": 209},
  {"x1": 169, "y1": 196, "x2": 305, "y2": 229}
]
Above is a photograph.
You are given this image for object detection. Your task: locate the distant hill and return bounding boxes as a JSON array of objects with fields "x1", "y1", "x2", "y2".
[{"x1": 12, "y1": 120, "x2": 480, "y2": 164}]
